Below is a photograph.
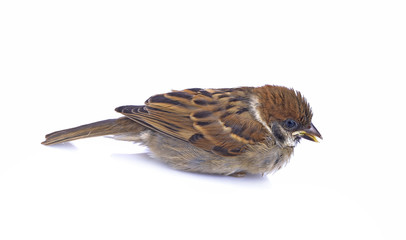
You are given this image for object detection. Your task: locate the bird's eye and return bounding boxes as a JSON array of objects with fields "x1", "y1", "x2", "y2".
[{"x1": 283, "y1": 119, "x2": 298, "y2": 130}]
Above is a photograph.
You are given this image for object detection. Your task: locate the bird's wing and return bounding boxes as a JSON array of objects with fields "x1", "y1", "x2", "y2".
[{"x1": 115, "y1": 88, "x2": 266, "y2": 156}]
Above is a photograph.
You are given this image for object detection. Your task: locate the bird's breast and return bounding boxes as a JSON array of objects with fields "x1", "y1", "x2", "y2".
[{"x1": 139, "y1": 130, "x2": 294, "y2": 175}]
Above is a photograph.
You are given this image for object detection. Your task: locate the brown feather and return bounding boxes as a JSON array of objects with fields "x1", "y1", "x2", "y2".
[
  {"x1": 42, "y1": 117, "x2": 145, "y2": 145},
  {"x1": 116, "y1": 88, "x2": 267, "y2": 156},
  {"x1": 253, "y1": 85, "x2": 313, "y2": 127}
]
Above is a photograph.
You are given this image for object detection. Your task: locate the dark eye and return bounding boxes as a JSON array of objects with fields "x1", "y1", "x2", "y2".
[{"x1": 283, "y1": 119, "x2": 298, "y2": 130}]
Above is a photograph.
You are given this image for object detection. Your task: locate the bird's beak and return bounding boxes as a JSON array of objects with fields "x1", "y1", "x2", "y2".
[{"x1": 293, "y1": 123, "x2": 322, "y2": 142}]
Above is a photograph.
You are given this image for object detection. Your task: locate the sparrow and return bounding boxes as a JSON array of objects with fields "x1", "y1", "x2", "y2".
[{"x1": 42, "y1": 85, "x2": 322, "y2": 177}]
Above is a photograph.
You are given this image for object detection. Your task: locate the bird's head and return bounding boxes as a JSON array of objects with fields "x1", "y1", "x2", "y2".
[{"x1": 253, "y1": 85, "x2": 322, "y2": 147}]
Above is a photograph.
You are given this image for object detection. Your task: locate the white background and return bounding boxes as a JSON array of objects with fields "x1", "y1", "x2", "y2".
[{"x1": 1, "y1": 0, "x2": 405, "y2": 239}]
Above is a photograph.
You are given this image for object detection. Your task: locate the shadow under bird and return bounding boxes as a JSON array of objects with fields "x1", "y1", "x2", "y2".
[{"x1": 42, "y1": 85, "x2": 322, "y2": 177}]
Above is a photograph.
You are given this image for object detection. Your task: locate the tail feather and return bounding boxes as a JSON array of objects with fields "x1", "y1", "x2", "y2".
[{"x1": 42, "y1": 117, "x2": 143, "y2": 145}]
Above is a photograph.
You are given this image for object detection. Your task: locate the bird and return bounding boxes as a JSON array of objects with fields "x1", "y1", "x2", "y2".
[{"x1": 42, "y1": 85, "x2": 322, "y2": 177}]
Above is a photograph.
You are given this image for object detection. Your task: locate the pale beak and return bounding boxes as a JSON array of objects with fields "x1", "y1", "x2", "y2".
[{"x1": 293, "y1": 123, "x2": 322, "y2": 142}]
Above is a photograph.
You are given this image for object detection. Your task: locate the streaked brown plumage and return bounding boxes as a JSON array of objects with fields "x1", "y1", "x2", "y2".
[{"x1": 42, "y1": 85, "x2": 322, "y2": 176}]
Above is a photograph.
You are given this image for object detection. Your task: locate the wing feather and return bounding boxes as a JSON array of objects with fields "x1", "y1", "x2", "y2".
[{"x1": 116, "y1": 88, "x2": 266, "y2": 156}]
